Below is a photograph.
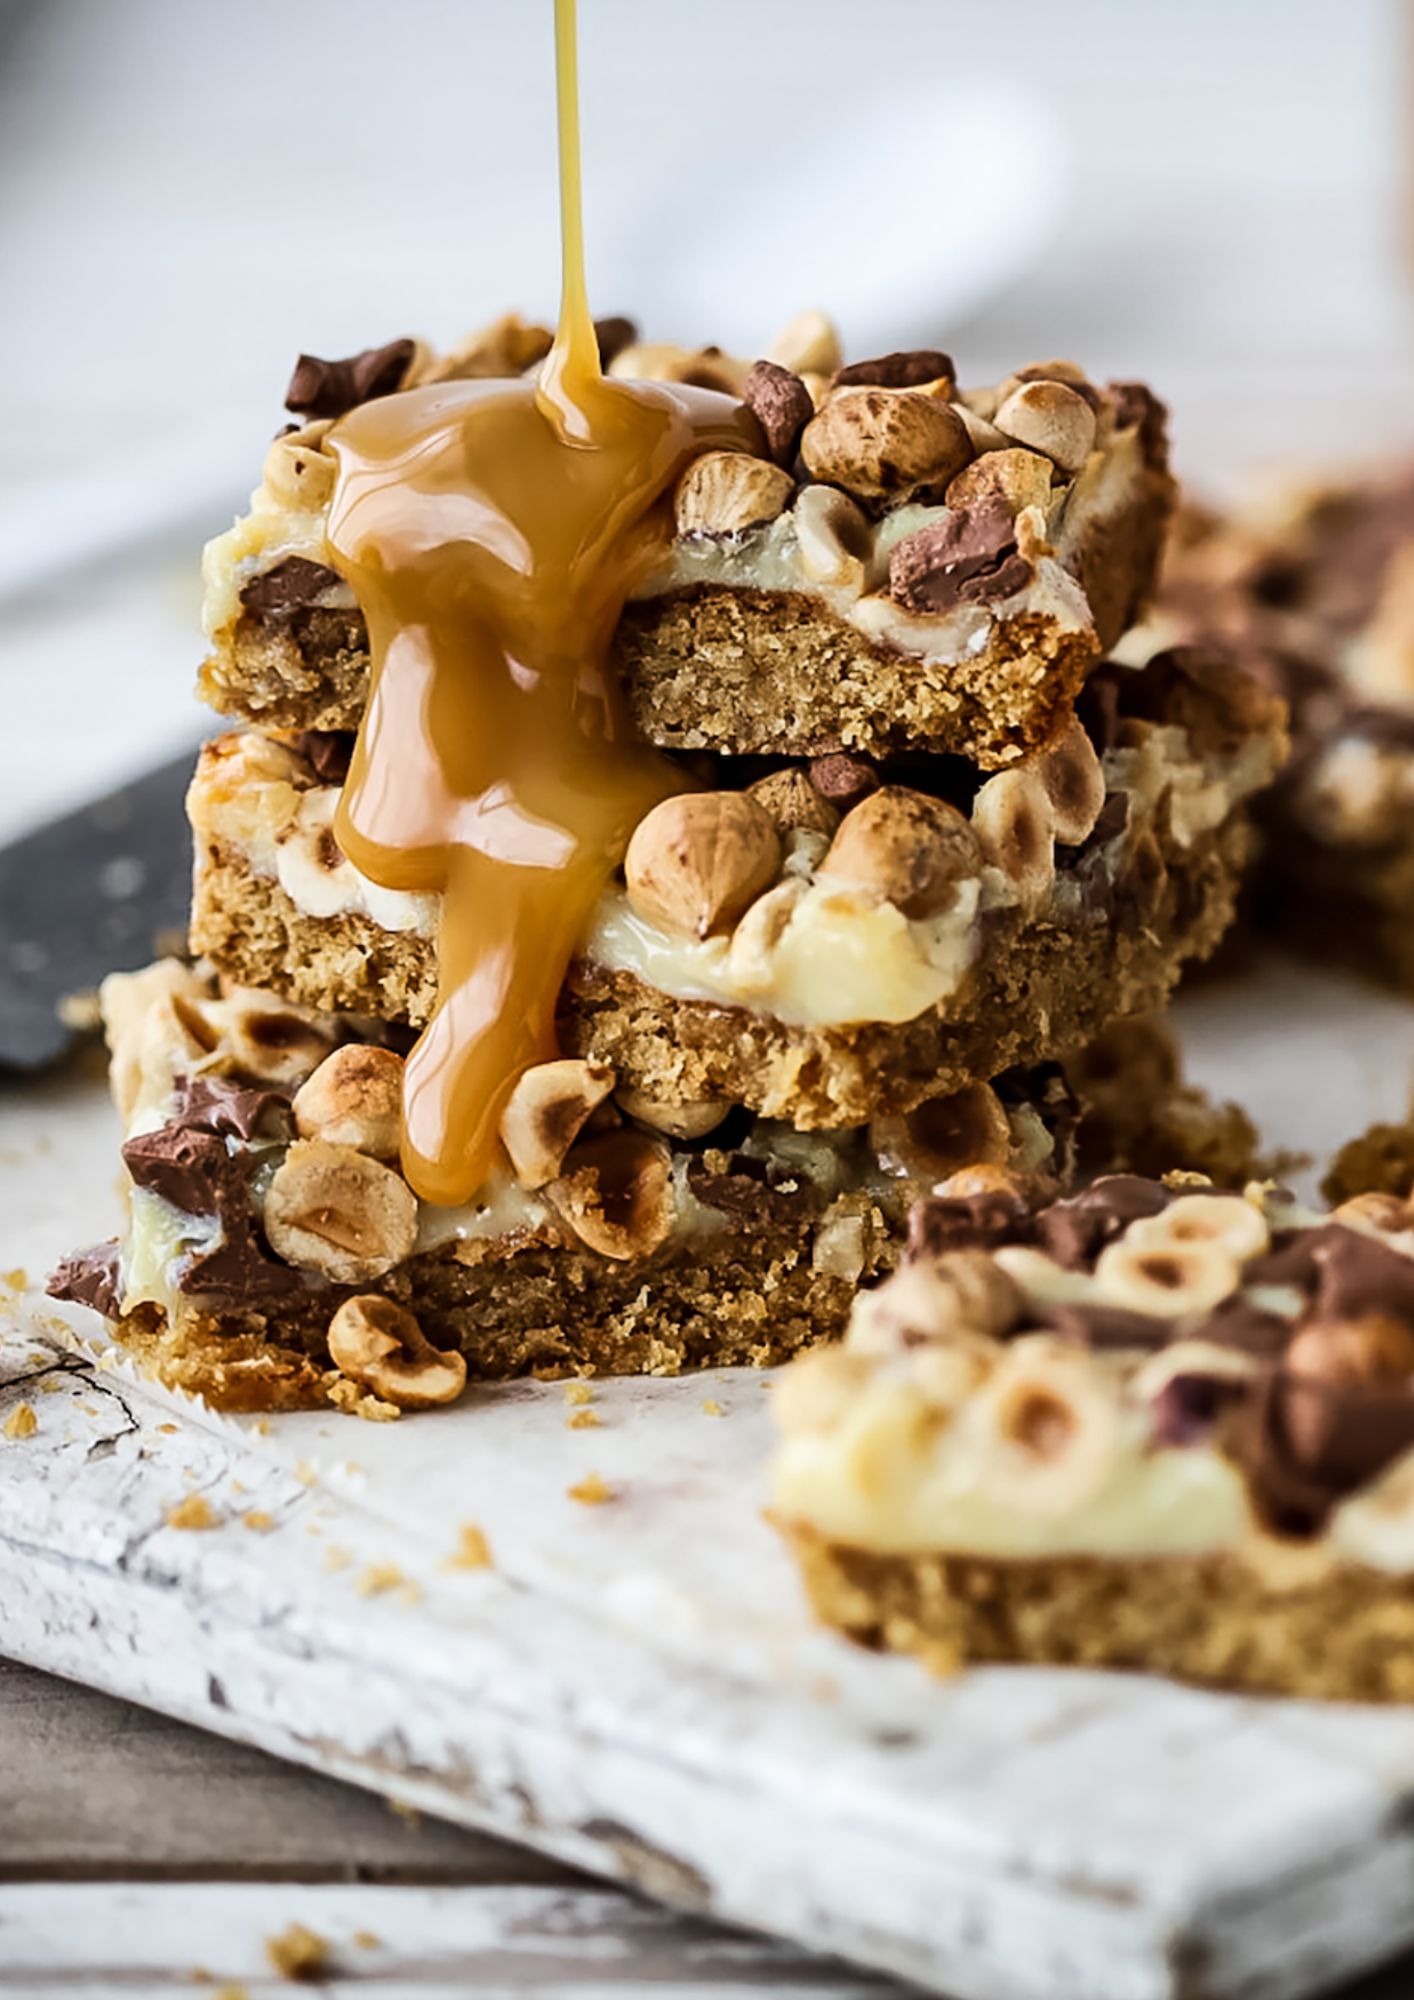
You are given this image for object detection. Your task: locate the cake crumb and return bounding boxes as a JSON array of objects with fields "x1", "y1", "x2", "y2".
[
  {"x1": 294, "y1": 1459, "x2": 318, "y2": 1487},
  {"x1": 3, "y1": 1405, "x2": 37, "y2": 1441},
  {"x1": 564, "y1": 1381, "x2": 593, "y2": 1406},
  {"x1": 3, "y1": 1268, "x2": 26, "y2": 1290},
  {"x1": 158, "y1": 1422, "x2": 179, "y2": 1434},
  {"x1": 701, "y1": 1398, "x2": 724, "y2": 1418},
  {"x1": 265, "y1": 1921, "x2": 329, "y2": 1981},
  {"x1": 353, "y1": 1929, "x2": 381, "y2": 1950},
  {"x1": 327, "y1": 1375, "x2": 401, "y2": 1422},
  {"x1": 323, "y1": 1544, "x2": 351, "y2": 1571},
  {"x1": 38, "y1": 1379, "x2": 64, "y2": 1395},
  {"x1": 243, "y1": 1510, "x2": 275, "y2": 1533},
  {"x1": 567, "y1": 1407, "x2": 600, "y2": 1430},
  {"x1": 445, "y1": 1523, "x2": 494, "y2": 1570},
  {"x1": 166, "y1": 1494, "x2": 218, "y2": 1531},
  {"x1": 255, "y1": 1419, "x2": 271, "y2": 1436},
  {"x1": 356, "y1": 1561, "x2": 405, "y2": 1597},
  {"x1": 568, "y1": 1472, "x2": 614, "y2": 1506}
]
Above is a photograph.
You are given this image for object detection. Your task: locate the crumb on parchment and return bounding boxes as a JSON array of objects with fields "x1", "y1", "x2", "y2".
[
  {"x1": 567, "y1": 1407, "x2": 600, "y2": 1430},
  {"x1": 166, "y1": 1494, "x2": 218, "y2": 1530},
  {"x1": 701, "y1": 1398, "x2": 724, "y2": 1417},
  {"x1": 564, "y1": 1381, "x2": 593, "y2": 1406},
  {"x1": 445, "y1": 1523, "x2": 494, "y2": 1570},
  {"x1": 355, "y1": 1562, "x2": 405, "y2": 1597},
  {"x1": 265, "y1": 1921, "x2": 329, "y2": 1981},
  {"x1": 568, "y1": 1473, "x2": 614, "y2": 1506},
  {"x1": 3, "y1": 1405, "x2": 37, "y2": 1441}
]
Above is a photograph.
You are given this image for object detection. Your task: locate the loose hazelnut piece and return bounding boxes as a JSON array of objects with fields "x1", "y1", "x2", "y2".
[
  {"x1": 971, "y1": 768, "x2": 1056, "y2": 908},
  {"x1": 1285, "y1": 1314, "x2": 1414, "y2": 1387},
  {"x1": 545, "y1": 1130, "x2": 675, "y2": 1260},
  {"x1": 792, "y1": 483, "x2": 873, "y2": 591},
  {"x1": 800, "y1": 389, "x2": 973, "y2": 511},
  {"x1": 416, "y1": 313, "x2": 553, "y2": 384},
  {"x1": 498, "y1": 1058, "x2": 616, "y2": 1189},
  {"x1": 625, "y1": 792, "x2": 781, "y2": 940},
  {"x1": 945, "y1": 447, "x2": 1054, "y2": 520},
  {"x1": 994, "y1": 380, "x2": 1097, "y2": 474},
  {"x1": 871, "y1": 1083, "x2": 1012, "y2": 1184},
  {"x1": 224, "y1": 992, "x2": 339, "y2": 1085},
  {"x1": 327, "y1": 1295, "x2": 467, "y2": 1410},
  {"x1": 293, "y1": 1045, "x2": 405, "y2": 1159},
  {"x1": 819, "y1": 787, "x2": 981, "y2": 919},
  {"x1": 610, "y1": 342, "x2": 749, "y2": 394},
  {"x1": 767, "y1": 309, "x2": 843, "y2": 378},
  {"x1": 742, "y1": 359, "x2": 814, "y2": 466},
  {"x1": 1036, "y1": 717, "x2": 1106, "y2": 846},
  {"x1": 1092, "y1": 1237, "x2": 1240, "y2": 1317},
  {"x1": 1003, "y1": 359, "x2": 1101, "y2": 411},
  {"x1": 950, "y1": 402, "x2": 1010, "y2": 456},
  {"x1": 674, "y1": 451, "x2": 795, "y2": 537},
  {"x1": 937, "y1": 1163, "x2": 1033, "y2": 1201},
  {"x1": 615, "y1": 1085, "x2": 728, "y2": 1140},
  {"x1": 726, "y1": 877, "x2": 808, "y2": 991},
  {"x1": 746, "y1": 768, "x2": 840, "y2": 838},
  {"x1": 1128, "y1": 1191, "x2": 1269, "y2": 1263},
  {"x1": 264, "y1": 1140, "x2": 418, "y2": 1284},
  {"x1": 262, "y1": 425, "x2": 336, "y2": 513}
]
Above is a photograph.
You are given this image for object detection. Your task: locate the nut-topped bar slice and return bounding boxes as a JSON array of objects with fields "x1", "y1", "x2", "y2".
[
  {"x1": 200, "y1": 314, "x2": 1174, "y2": 770},
  {"x1": 187, "y1": 648, "x2": 1287, "y2": 1127},
  {"x1": 49, "y1": 961, "x2": 1092, "y2": 1412},
  {"x1": 773, "y1": 1176, "x2": 1414, "y2": 1700}
]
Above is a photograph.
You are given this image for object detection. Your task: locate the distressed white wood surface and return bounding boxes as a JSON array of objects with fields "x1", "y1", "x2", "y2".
[{"x1": 7, "y1": 955, "x2": 1414, "y2": 2000}]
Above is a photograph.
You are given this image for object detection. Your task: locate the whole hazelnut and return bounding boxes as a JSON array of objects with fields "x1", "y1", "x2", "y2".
[
  {"x1": 625, "y1": 792, "x2": 781, "y2": 940},
  {"x1": 293, "y1": 1045, "x2": 405, "y2": 1159},
  {"x1": 801, "y1": 389, "x2": 973, "y2": 511},
  {"x1": 994, "y1": 380, "x2": 1097, "y2": 474},
  {"x1": 818, "y1": 786, "x2": 981, "y2": 919}
]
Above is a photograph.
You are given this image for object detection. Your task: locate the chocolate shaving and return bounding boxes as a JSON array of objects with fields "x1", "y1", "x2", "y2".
[
  {"x1": 833, "y1": 349, "x2": 954, "y2": 392},
  {"x1": 47, "y1": 1240, "x2": 123, "y2": 1319},
  {"x1": 285, "y1": 338, "x2": 417, "y2": 420},
  {"x1": 240, "y1": 556, "x2": 344, "y2": 625},
  {"x1": 291, "y1": 730, "x2": 356, "y2": 786},
  {"x1": 742, "y1": 360, "x2": 814, "y2": 467},
  {"x1": 888, "y1": 502, "x2": 1033, "y2": 615}
]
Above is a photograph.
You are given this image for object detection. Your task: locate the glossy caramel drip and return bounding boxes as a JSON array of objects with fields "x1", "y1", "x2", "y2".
[{"x1": 325, "y1": 0, "x2": 757, "y2": 1206}]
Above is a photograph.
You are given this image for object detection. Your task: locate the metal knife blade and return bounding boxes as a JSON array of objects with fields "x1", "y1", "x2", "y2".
[{"x1": 0, "y1": 753, "x2": 195, "y2": 1071}]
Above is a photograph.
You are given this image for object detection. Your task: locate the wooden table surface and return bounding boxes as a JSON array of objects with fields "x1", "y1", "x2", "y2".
[{"x1": 1, "y1": 1652, "x2": 1412, "y2": 1999}]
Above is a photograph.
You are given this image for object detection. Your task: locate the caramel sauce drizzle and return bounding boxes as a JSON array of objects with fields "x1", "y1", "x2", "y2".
[{"x1": 325, "y1": 0, "x2": 757, "y2": 1206}]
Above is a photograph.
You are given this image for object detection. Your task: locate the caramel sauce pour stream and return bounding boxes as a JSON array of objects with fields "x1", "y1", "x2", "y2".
[{"x1": 324, "y1": 0, "x2": 758, "y2": 1207}]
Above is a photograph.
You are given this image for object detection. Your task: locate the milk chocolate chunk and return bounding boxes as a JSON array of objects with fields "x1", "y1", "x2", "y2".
[
  {"x1": 1311, "y1": 1227, "x2": 1414, "y2": 1324},
  {"x1": 285, "y1": 338, "x2": 417, "y2": 420},
  {"x1": 1034, "y1": 1175, "x2": 1171, "y2": 1270},
  {"x1": 47, "y1": 1240, "x2": 122, "y2": 1318},
  {"x1": 240, "y1": 556, "x2": 344, "y2": 625},
  {"x1": 169, "y1": 1075, "x2": 294, "y2": 1144},
  {"x1": 593, "y1": 316, "x2": 638, "y2": 368},
  {"x1": 1246, "y1": 1369, "x2": 1414, "y2": 1532},
  {"x1": 832, "y1": 349, "x2": 954, "y2": 391},
  {"x1": 686, "y1": 1151, "x2": 810, "y2": 1222},
  {"x1": 1106, "y1": 379, "x2": 1168, "y2": 454},
  {"x1": 121, "y1": 1125, "x2": 246, "y2": 1219},
  {"x1": 742, "y1": 359, "x2": 814, "y2": 467},
  {"x1": 808, "y1": 752, "x2": 879, "y2": 810},
  {"x1": 906, "y1": 1188, "x2": 1031, "y2": 1257},
  {"x1": 888, "y1": 502, "x2": 1033, "y2": 615},
  {"x1": 179, "y1": 1235, "x2": 301, "y2": 1305}
]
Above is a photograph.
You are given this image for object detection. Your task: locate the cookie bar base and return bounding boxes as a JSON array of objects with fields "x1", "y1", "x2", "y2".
[
  {"x1": 782, "y1": 1524, "x2": 1414, "y2": 1702},
  {"x1": 565, "y1": 817, "x2": 1249, "y2": 1125},
  {"x1": 109, "y1": 1228, "x2": 867, "y2": 1415},
  {"x1": 189, "y1": 817, "x2": 1248, "y2": 1130}
]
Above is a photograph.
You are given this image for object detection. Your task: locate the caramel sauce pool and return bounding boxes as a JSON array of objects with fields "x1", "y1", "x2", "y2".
[{"x1": 325, "y1": 0, "x2": 756, "y2": 1205}]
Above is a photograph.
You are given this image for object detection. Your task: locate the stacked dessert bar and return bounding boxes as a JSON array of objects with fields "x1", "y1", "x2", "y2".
[{"x1": 51, "y1": 314, "x2": 1286, "y2": 1414}]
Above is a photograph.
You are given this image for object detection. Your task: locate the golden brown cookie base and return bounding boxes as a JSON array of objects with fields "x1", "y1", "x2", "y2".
[
  {"x1": 614, "y1": 587, "x2": 1099, "y2": 767},
  {"x1": 109, "y1": 1224, "x2": 882, "y2": 1413},
  {"x1": 205, "y1": 583, "x2": 1101, "y2": 768},
  {"x1": 782, "y1": 1523, "x2": 1414, "y2": 1701},
  {"x1": 189, "y1": 816, "x2": 1246, "y2": 1125}
]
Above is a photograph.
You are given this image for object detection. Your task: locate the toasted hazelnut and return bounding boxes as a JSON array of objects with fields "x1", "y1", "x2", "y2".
[
  {"x1": 545, "y1": 1130, "x2": 674, "y2": 1260},
  {"x1": 625, "y1": 792, "x2": 781, "y2": 940},
  {"x1": 767, "y1": 309, "x2": 843, "y2": 378},
  {"x1": 1001, "y1": 359, "x2": 1100, "y2": 410},
  {"x1": 499, "y1": 1059, "x2": 616, "y2": 1188},
  {"x1": 994, "y1": 380, "x2": 1097, "y2": 474},
  {"x1": 674, "y1": 451, "x2": 794, "y2": 537},
  {"x1": 746, "y1": 768, "x2": 840, "y2": 838},
  {"x1": 262, "y1": 425, "x2": 337, "y2": 513},
  {"x1": 792, "y1": 483, "x2": 873, "y2": 592},
  {"x1": 871, "y1": 1084, "x2": 1012, "y2": 1185},
  {"x1": 615, "y1": 1085, "x2": 728, "y2": 1140},
  {"x1": 1127, "y1": 1192, "x2": 1269, "y2": 1263},
  {"x1": 223, "y1": 992, "x2": 339, "y2": 1085},
  {"x1": 1285, "y1": 1314, "x2": 1414, "y2": 1387},
  {"x1": 977, "y1": 1346, "x2": 1118, "y2": 1509},
  {"x1": 264, "y1": 1139, "x2": 418, "y2": 1283},
  {"x1": 801, "y1": 389, "x2": 973, "y2": 511},
  {"x1": 818, "y1": 786, "x2": 981, "y2": 919},
  {"x1": 610, "y1": 342, "x2": 749, "y2": 394},
  {"x1": 1036, "y1": 717, "x2": 1106, "y2": 845},
  {"x1": 945, "y1": 446, "x2": 1054, "y2": 519},
  {"x1": 971, "y1": 768, "x2": 1056, "y2": 909},
  {"x1": 1333, "y1": 1192, "x2": 1414, "y2": 1236},
  {"x1": 418, "y1": 312, "x2": 553, "y2": 384},
  {"x1": 949, "y1": 402, "x2": 1010, "y2": 456},
  {"x1": 327, "y1": 1295, "x2": 467, "y2": 1410},
  {"x1": 102, "y1": 961, "x2": 216, "y2": 1123},
  {"x1": 293, "y1": 1045, "x2": 404, "y2": 1159},
  {"x1": 726, "y1": 877, "x2": 808, "y2": 992},
  {"x1": 937, "y1": 1163, "x2": 1034, "y2": 1201},
  {"x1": 1093, "y1": 1237, "x2": 1240, "y2": 1317},
  {"x1": 848, "y1": 1250, "x2": 1018, "y2": 1355}
]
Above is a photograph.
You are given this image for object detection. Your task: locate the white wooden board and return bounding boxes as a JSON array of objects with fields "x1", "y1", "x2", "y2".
[{"x1": 7, "y1": 952, "x2": 1414, "y2": 2000}]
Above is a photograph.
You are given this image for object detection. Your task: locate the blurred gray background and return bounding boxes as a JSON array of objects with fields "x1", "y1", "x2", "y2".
[{"x1": 2, "y1": 0, "x2": 1412, "y2": 836}]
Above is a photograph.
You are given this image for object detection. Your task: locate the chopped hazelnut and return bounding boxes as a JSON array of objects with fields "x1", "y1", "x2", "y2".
[
  {"x1": 1036, "y1": 717, "x2": 1106, "y2": 846},
  {"x1": 1093, "y1": 1237, "x2": 1240, "y2": 1317},
  {"x1": 498, "y1": 1058, "x2": 617, "y2": 1188},
  {"x1": 994, "y1": 380, "x2": 1097, "y2": 473},
  {"x1": 971, "y1": 768, "x2": 1056, "y2": 909},
  {"x1": 327, "y1": 1295, "x2": 467, "y2": 1410},
  {"x1": 746, "y1": 768, "x2": 840, "y2": 838},
  {"x1": 674, "y1": 451, "x2": 795, "y2": 537},
  {"x1": 293, "y1": 1045, "x2": 404, "y2": 1159},
  {"x1": 545, "y1": 1130, "x2": 675, "y2": 1260},
  {"x1": 625, "y1": 792, "x2": 781, "y2": 940},
  {"x1": 791, "y1": 483, "x2": 873, "y2": 593},
  {"x1": 870, "y1": 1083, "x2": 1013, "y2": 1184},
  {"x1": 264, "y1": 1140, "x2": 418, "y2": 1284},
  {"x1": 766, "y1": 309, "x2": 843, "y2": 378},
  {"x1": 819, "y1": 786, "x2": 981, "y2": 919},
  {"x1": 945, "y1": 446, "x2": 1054, "y2": 519},
  {"x1": 614, "y1": 1085, "x2": 728, "y2": 1140}
]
